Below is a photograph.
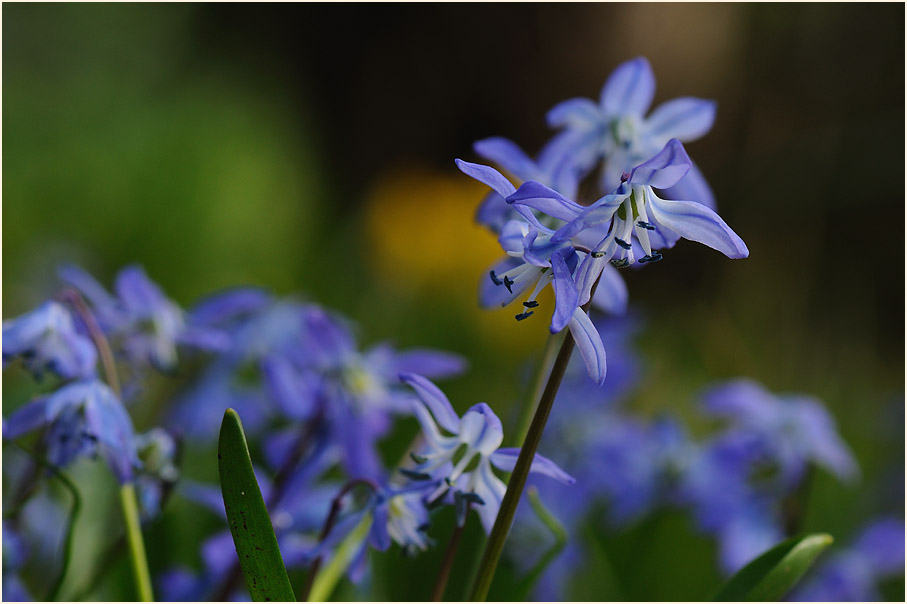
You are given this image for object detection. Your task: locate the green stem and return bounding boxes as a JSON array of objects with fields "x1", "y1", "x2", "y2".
[
  {"x1": 468, "y1": 330, "x2": 577, "y2": 601},
  {"x1": 119, "y1": 484, "x2": 154, "y2": 601},
  {"x1": 511, "y1": 331, "x2": 566, "y2": 447},
  {"x1": 307, "y1": 512, "x2": 373, "y2": 602}
]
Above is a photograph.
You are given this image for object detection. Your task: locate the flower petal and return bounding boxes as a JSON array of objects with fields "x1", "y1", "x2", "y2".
[
  {"x1": 470, "y1": 460, "x2": 507, "y2": 534},
  {"x1": 646, "y1": 194, "x2": 749, "y2": 259},
  {"x1": 490, "y1": 448, "x2": 575, "y2": 484},
  {"x1": 550, "y1": 248, "x2": 579, "y2": 333},
  {"x1": 591, "y1": 264, "x2": 629, "y2": 315},
  {"x1": 646, "y1": 97, "x2": 717, "y2": 143},
  {"x1": 473, "y1": 137, "x2": 540, "y2": 182},
  {"x1": 659, "y1": 160, "x2": 715, "y2": 210},
  {"x1": 506, "y1": 181, "x2": 585, "y2": 223},
  {"x1": 3, "y1": 398, "x2": 50, "y2": 440},
  {"x1": 629, "y1": 139, "x2": 692, "y2": 189},
  {"x1": 399, "y1": 373, "x2": 459, "y2": 434},
  {"x1": 546, "y1": 97, "x2": 602, "y2": 129},
  {"x1": 568, "y1": 308, "x2": 607, "y2": 385},
  {"x1": 600, "y1": 57, "x2": 655, "y2": 116},
  {"x1": 479, "y1": 257, "x2": 537, "y2": 309},
  {"x1": 391, "y1": 349, "x2": 466, "y2": 380},
  {"x1": 455, "y1": 159, "x2": 516, "y2": 199}
]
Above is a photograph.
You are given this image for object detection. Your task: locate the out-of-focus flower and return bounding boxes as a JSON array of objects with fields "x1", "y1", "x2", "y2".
[
  {"x1": 791, "y1": 517, "x2": 905, "y2": 601},
  {"x1": 2, "y1": 521, "x2": 31, "y2": 602},
  {"x1": 400, "y1": 372, "x2": 574, "y2": 533},
  {"x1": 3, "y1": 379, "x2": 139, "y2": 484},
  {"x1": 2, "y1": 300, "x2": 97, "y2": 380},
  {"x1": 59, "y1": 263, "x2": 228, "y2": 372},
  {"x1": 543, "y1": 56, "x2": 718, "y2": 207},
  {"x1": 134, "y1": 427, "x2": 180, "y2": 521},
  {"x1": 700, "y1": 378, "x2": 859, "y2": 487}
]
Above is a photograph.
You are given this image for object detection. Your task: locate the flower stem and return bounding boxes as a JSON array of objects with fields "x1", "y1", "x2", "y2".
[
  {"x1": 63, "y1": 289, "x2": 152, "y2": 601},
  {"x1": 468, "y1": 329, "x2": 577, "y2": 601},
  {"x1": 511, "y1": 330, "x2": 566, "y2": 447},
  {"x1": 430, "y1": 506, "x2": 469, "y2": 602},
  {"x1": 119, "y1": 483, "x2": 154, "y2": 601}
]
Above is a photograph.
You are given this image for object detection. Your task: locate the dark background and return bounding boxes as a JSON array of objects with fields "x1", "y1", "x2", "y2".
[{"x1": 3, "y1": 3, "x2": 904, "y2": 601}]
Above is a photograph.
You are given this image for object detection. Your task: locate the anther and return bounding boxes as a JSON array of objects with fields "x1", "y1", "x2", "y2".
[
  {"x1": 522, "y1": 300, "x2": 539, "y2": 308},
  {"x1": 591, "y1": 251, "x2": 605, "y2": 258},
  {"x1": 489, "y1": 270, "x2": 502, "y2": 286},
  {"x1": 459, "y1": 492, "x2": 485, "y2": 505},
  {"x1": 409, "y1": 452, "x2": 427, "y2": 464},
  {"x1": 515, "y1": 311, "x2": 534, "y2": 321},
  {"x1": 610, "y1": 258, "x2": 631, "y2": 268},
  {"x1": 503, "y1": 275, "x2": 515, "y2": 293},
  {"x1": 399, "y1": 468, "x2": 433, "y2": 481},
  {"x1": 639, "y1": 252, "x2": 664, "y2": 264},
  {"x1": 615, "y1": 238, "x2": 632, "y2": 250},
  {"x1": 637, "y1": 221, "x2": 656, "y2": 231}
]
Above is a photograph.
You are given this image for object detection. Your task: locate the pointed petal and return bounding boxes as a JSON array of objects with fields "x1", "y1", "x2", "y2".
[
  {"x1": 399, "y1": 373, "x2": 460, "y2": 434},
  {"x1": 647, "y1": 194, "x2": 749, "y2": 259},
  {"x1": 590, "y1": 264, "x2": 629, "y2": 315},
  {"x1": 473, "y1": 137, "x2": 540, "y2": 182},
  {"x1": 600, "y1": 57, "x2": 655, "y2": 116},
  {"x1": 546, "y1": 97, "x2": 602, "y2": 128},
  {"x1": 550, "y1": 249, "x2": 579, "y2": 333},
  {"x1": 659, "y1": 160, "x2": 715, "y2": 209},
  {"x1": 490, "y1": 448, "x2": 575, "y2": 484},
  {"x1": 568, "y1": 308, "x2": 607, "y2": 385},
  {"x1": 455, "y1": 159, "x2": 516, "y2": 199},
  {"x1": 575, "y1": 254, "x2": 607, "y2": 307},
  {"x1": 506, "y1": 181, "x2": 585, "y2": 222},
  {"x1": 471, "y1": 461, "x2": 507, "y2": 534},
  {"x1": 3, "y1": 398, "x2": 50, "y2": 440},
  {"x1": 479, "y1": 257, "x2": 537, "y2": 309},
  {"x1": 57, "y1": 263, "x2": 116, "y2": 309},
  {"x1": 629, "y1": 139, "x2": 692, "y2": 189},
  {"x1": 459, "y1": 403, "x2": 504, "y2": 455},
  {"x1": 646, "y1": 98, "x2": 717, "y2": 143},
  {"x1": 392, "y1": 349, "x2": 466, "y2": 379},
  {"x1": 550, "y1": 191, "x2": 626, "y2": 244}
]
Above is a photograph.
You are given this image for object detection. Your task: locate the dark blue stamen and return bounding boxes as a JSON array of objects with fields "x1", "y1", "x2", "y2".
[
  {"x1": 503, "y1": 275, "x2": 515, "y2": 293},
  {"x1": 639, "y1": 252, "x2": 664, "y2": 264},
  {"x1": 409, "y1": 452, "x2": 427, "y2": 464},
  {"x1": 522, "y1": 300, "x2": 539, "y2": 308},
  {"x1": 489, "y1": 270, "x2": 502, "y2": 286},
  {"x1": 610, "y1": 258, "x2": 631, "y2": 268},
  {"x1": 615, "y1": 238, "x2": 632, "y2": 250},
  {"x1": 459, "y1": 492, "x2": 485, "y2": 505},
  {"x1": 591, "y1": 251, "x2": 605, "y2": 258},
  {"x1": 637, "y1": 221, "x2": 656, "y2": 231},
  {"x1": 399, "y1": 468, "x2": 433, "y2": 481},
  {"x1": 515, "y1": 311, "x2": 534, "y2": 321},
  {"x1": 444, "y1": 476, "x2": 453, "y2": 486}
]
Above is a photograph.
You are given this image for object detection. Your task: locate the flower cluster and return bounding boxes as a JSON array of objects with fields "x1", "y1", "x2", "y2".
[{"x1": 459, "y1": 57, "x2": 747, "y2": 386}]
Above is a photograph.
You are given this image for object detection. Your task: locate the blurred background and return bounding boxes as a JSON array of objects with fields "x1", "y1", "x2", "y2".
[{"x1": 3, "y1": 3, "x2": 904, "y2": 601}]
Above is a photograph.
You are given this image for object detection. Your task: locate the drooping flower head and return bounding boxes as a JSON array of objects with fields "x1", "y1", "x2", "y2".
[
  {"x1": 2, "y1": 300, "x2": 97, "y2": 380},
  {"x1": 3, "y1": 379, "x2": 140, "y2": 484},
  {"x1": 399, "y1": 372, "x2": 574, "y2": 533}
]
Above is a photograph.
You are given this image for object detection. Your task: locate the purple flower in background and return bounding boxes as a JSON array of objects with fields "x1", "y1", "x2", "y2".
[
  {"x1": 700, "y1": 378, "x2": 859, "y2": 487},
  {"x1": 791, "y1": 517, "x2": 905, "y2": 601},
  {"x1": 2, "y1": 300, "x2": 97, "y2": 380},
  {"x1": 544, "y1": 56, "x2": 718, "y2": 207},
  {"x1": 400, "y1": 373, "x2": 574, "y2": 533},
  {"x1": 3, "y1": 379, "x2": 139, "y2": 484},
  {"x1": 134, "y1": 427, "x2": 180, "y2": 521},
  {"x1": 2, "y1": 521, "x2": 31, "y2": 602},
  {"x1": 59, "y1": 263, "x2": 228, "y2": 372}
]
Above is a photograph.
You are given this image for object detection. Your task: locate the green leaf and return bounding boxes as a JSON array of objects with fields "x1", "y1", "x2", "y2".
[
  {"x1": 218, "y1": 408, "x2": 296, "y2": 602},
  {"x1": 513, "y1": 486, "x2": 568, "y2": 600},
  {"x1": 712, "y1": 533, "x2": 833, "y2": 601}
]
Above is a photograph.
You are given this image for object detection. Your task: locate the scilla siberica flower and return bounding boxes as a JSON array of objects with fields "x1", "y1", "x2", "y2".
[
  {"x1": 399, "y1": 373, "x2": 574, "y2": 533},
  {"x1": 456, "y1": 159, "x2": 608, "y2": 384},
  {"x1": 3, "y1": 379, "x2": 139, "y2": 484},
  {"x1": 510, "y1": 138, "x2": 748, "y2": 292},
  {"x1": 2, "y1": 300, "x2": 97, "y2": 380},
  {"x1": 544, "y1": 56, "x2": 719, "y2": 208}
]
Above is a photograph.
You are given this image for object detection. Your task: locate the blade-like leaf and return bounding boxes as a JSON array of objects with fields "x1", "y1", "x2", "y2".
[
  {"x1": 218, "y1": 408, "x2": 296, "y2": 602},
  {"x1": 712, "y1": 533, "x2": 833, "y2": 601}
]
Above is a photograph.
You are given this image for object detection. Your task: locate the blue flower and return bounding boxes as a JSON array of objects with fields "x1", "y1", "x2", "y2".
[
  {"x1": 457, "y1": 159, "x2": 608, "y2": 384},
  {"x1": 543, "y1": 56, "x2": 718, "y2": 207},
  {"x1": 3, "y1": 379, "x2": 139, "y2": 484},
  {"x1": 512, "y1": 139, "x2": 748, "y2": 280},
  {"x1": 700, "y1": 378, "x2": 859, "y2": 487},
  {"x1": 2, "y1": 521, "x2": 31, "y2": 602},
  {"x1": 134, "y1": 427, "x2": 180, "y2": 521},
  {"x1": 2, "y1": 300, "x2": 97, "y2": 380},
  {"x1": 59, "y1": 264, "x2": 229, "y2": 372},
  {"x1": 399, "y1": 373, "x2": 574, "y2": 533}
]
